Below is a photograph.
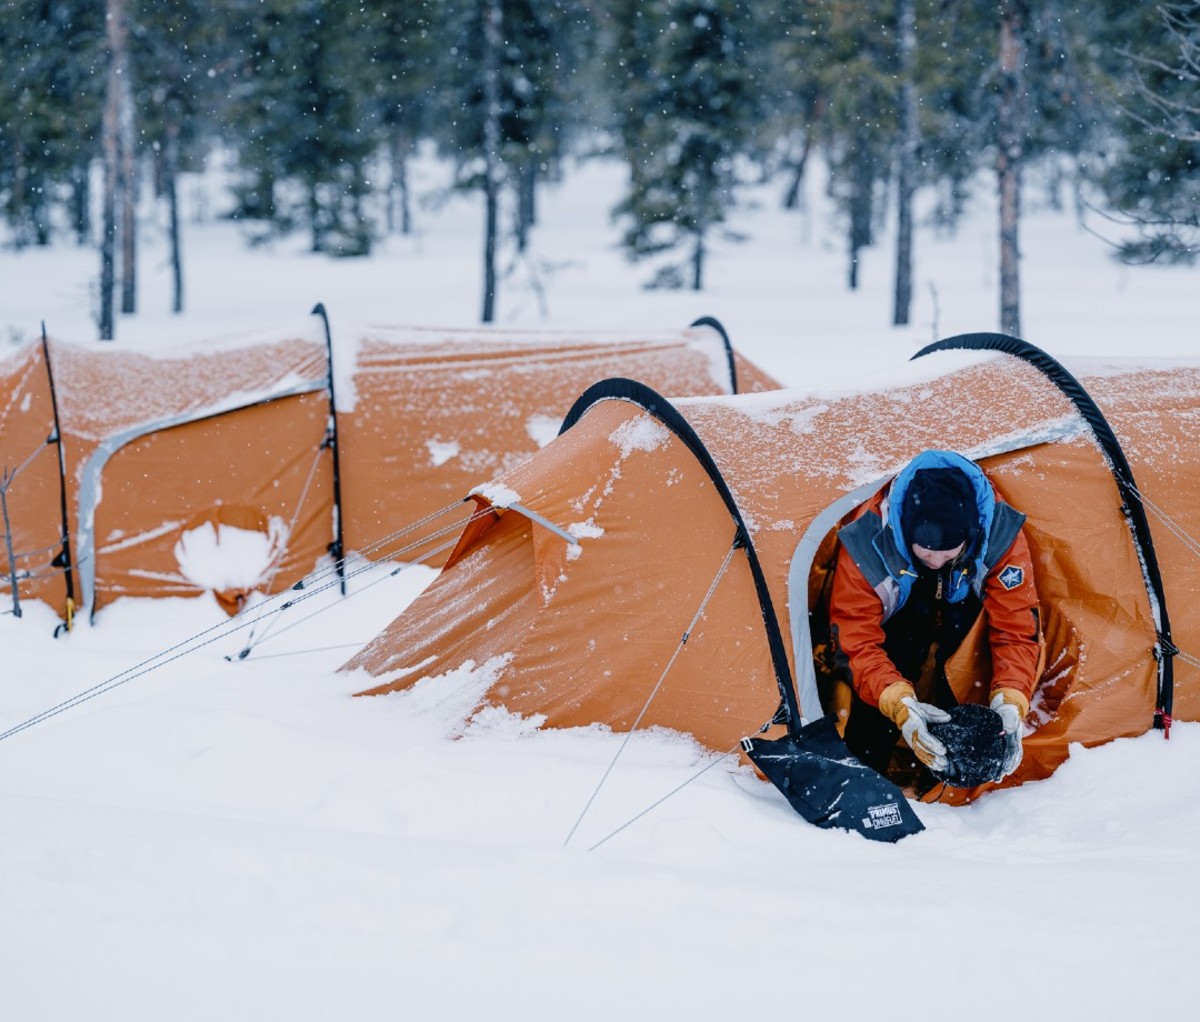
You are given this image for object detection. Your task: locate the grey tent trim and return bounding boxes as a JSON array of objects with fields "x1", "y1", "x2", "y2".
[
  {"x1": 471, "y1": 496, "x2": 576, "y2": 545},
  {"x1": 75, "y1": 379, "x2": 327, "y2": 616},
  {"x1": 504, "y1": 503, "x2": 576, "y2": 544}
]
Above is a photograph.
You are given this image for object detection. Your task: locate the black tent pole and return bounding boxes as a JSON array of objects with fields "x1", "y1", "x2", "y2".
[
  {"x1": 311, "y1": 303, "x2": 347, "y2": 596},
  {"x1": 41, "y1": 324, "x2": 77, "y2": 632},
  {"x1": 914, "y1": 332, "x2": 1177, "y2": 736},
  {"x1": 690, "y1": 315, "x2": 738, "y2": 395}
]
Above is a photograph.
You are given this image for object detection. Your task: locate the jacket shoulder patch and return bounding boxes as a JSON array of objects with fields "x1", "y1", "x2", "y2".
[{"x1": 997, "y1": 564, "x2": 1025, "y2": 590}]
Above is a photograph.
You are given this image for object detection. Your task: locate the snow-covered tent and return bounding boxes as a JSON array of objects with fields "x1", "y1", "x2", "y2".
[
  {"x1": 0, "y1": 311, "x2": 778, "y2": 620},
  {"x1": 344, "y1": 336, "x2": 1200, "y2": 800}
]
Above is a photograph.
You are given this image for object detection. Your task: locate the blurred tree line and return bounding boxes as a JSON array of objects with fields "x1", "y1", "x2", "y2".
[{"x1": 0, "y1": 0, "x2": 1196, "y2": 337}]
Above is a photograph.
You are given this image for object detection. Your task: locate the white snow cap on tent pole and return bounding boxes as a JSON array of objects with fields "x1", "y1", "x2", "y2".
[{"x1": 468, "y1": 481, "x2": 576, "y2": 545}]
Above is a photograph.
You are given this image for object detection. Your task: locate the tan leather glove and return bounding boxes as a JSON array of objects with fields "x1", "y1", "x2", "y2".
[
  {"x1": 990, "y1": 687, "x2": 1030, "y2": 778},
  {"x1": 879, "y1": 681, "x2": 951, "y2": 772}
]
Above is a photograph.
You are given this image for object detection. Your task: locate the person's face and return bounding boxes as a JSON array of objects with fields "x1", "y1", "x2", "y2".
[{"x1": 911, "y1": 541, "x2": 965, "y2": 570}]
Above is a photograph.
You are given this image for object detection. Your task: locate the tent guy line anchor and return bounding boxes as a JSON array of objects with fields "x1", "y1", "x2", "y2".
[
  {"x1": 231, "y1": 536, "x2": 459, "y2": 659},
  {"x1": 236, "y1": 442, "x2": 329, "y2": 652},
  {"x1": 227, "y1": 505, "x2": 481, "y2": 660},
  {"x1": 586, "y1": 705, "x2": 784, "y2": 853},
  {"x1": 563, "y1": 535, "x2": 739, "y2": 849}
]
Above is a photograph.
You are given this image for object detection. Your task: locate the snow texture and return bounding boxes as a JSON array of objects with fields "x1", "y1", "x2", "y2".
[
  {"x1": 2, "y1": 152, "x2": 1199, "y2": 1020},
  {"x1": 173, "y1": 519, "x2": 287, "y2": 592}
]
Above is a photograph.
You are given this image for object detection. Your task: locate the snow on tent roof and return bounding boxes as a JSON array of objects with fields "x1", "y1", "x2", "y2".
[
  {"x1": 343, "y1": 339, "x2": 1200, "y2": 801},
  {"x1": 0, "y1": 312, "x2": 779, "y2": 620}
]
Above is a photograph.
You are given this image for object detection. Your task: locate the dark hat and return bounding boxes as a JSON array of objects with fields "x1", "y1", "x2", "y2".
[
  {"x1": 927, "y1": 703, "x2": 1008, "y2": 788},
  {"x1": 901, "y1": 467, "x2": 976, "y2": 551}
]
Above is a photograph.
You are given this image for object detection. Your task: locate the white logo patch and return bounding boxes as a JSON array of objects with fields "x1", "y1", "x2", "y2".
[
  {"x1": 998, "y1": 564, "x2": 1025, "y2": 590},
  {"x1": 862, "y1": 802, "x2": 904, "y2": 830}
]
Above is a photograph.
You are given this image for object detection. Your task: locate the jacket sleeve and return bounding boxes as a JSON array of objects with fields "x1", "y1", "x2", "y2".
[
  {"x1": 982, "y1": 527, "x2": 1041, "y2": 701},
  {"x1": 828, "y1": 543, "x2": 905, "y2": 708}
]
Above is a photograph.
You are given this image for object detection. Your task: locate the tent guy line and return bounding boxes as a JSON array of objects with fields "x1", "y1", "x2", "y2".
[
  {"x1": 1126, "y1": 481, "x2": 1200, "y2": 563},
  {"x1": 230, "y1": 535, "x2": 459, "y2": 661},
  {"x1": 0, "y1": 498, "x2": 497, "y2": 746},
  {"x1": 563, "y1": 535, "x2": 741, "y2": 848},
  {"x1": 4, "y1": 315, "x2": 772, "y2": 625},
  {"x1": 586, "y1": 742, "x2": 745, "y2": 853}
]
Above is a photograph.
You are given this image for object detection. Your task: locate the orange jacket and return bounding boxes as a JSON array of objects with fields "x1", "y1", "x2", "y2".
[{"x1": 829, "y1": 487, "x2": 1040, "y2": 708}]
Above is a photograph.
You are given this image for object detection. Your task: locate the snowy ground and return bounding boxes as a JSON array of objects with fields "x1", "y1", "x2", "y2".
[{"x1": 3, "y1": 153, "x2": 1200, "y2": 1020}]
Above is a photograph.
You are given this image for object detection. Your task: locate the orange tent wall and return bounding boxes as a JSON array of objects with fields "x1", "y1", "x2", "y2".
[
  {"x1": 1085, "y1": 367, "x2": 1200, "y2": 722},
  {"x1": 3, "y1": 317, "x2": 779, "y2": 620},
  {"x1": 46, "y1": 326, "x2": 331, "y2": 614},
  {"x1": 346, "y1": 353, "x2": 1199, "y2": 795},
  {"x1": 351, "y1": 396, "x2": 784, "y2": 751},
  {"x1": 89, "y1": 393, "x2": 334, "y2": 613},
  {"x1": 335, "y1": 321, "x2": 780, "y2": 567},
  {"x1": 0, "y1": 341, "x2": 69, "y2": 616}
]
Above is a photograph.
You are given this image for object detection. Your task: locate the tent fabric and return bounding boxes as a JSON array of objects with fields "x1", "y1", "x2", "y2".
[
  {"x1": 344, "y1": 347, "x2": 1200, "y2": 797},
  {"x1": 0, "y1": 340, "x2": 70, "y2": 616},
  {"x1": 33, "y1": 321, "x2": 332, "y2": 616},
  {"x1": 334, "y1": 320, "x2": 777, "y2": 565},
  {"x1": 0, "y1": 315, "x2": 779, "y2": 619}
]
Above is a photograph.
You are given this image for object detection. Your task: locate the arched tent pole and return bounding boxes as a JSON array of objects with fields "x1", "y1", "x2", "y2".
[
  {"x1": 311, "y1": 302, "x2": 347, "y2": 596},
  {"x1": 40, "y1": 324, "x2": 76, "y2": 633},
  {"x1": 913, "y1": 332, "x2": 1177, "y2": 736},
  {"x1": 560, "y1": 377, "x2": 799, "y2": 731},
  {"x1": 689, "y1": 315, "x2": 738, "y2": 395}
]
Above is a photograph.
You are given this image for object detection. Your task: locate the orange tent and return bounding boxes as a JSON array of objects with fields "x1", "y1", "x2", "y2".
[
  {"x1": 0, "y1": 313, "x2": 778, "y2": 620},
  {"x1": 345, "y1": 336, "x2": 1200, "y2": 799},
  {"x1": 0, "y1": 338, "x2": 73, "y2": 625}
]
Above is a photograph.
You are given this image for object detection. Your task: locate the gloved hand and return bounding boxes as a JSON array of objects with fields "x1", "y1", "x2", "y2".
[
  {"x1": 879, "y1": 681, "x2": 951, "y2": 773},
  {"x1": 990, "y1": 687, "x2": 1030, "y2": 778}
]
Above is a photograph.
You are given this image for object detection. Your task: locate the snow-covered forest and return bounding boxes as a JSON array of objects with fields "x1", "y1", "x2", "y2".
[
  {"x1": 2, "y1": 1, "x2": 1199, "y2": 337},
  {"x1": 3, "y1": 3, "x2": 1200, "y2": 1021}
]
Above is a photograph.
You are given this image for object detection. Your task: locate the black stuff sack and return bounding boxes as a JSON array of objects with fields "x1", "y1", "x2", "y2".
[
  {"x1": 928, "y1": 703, "x2": 1008, "y2": 788},
  {"x1": 743, "y1": 715, "x2": 925, "y2": 843}
]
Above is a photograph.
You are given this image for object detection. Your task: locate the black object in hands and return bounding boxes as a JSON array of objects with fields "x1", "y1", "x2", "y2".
[{"x1": 928, "y1": 703, "x2": 1008, "y2": 787}]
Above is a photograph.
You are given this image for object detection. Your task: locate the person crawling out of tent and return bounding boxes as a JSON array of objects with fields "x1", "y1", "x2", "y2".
[{"x1": 828, "y1": 449, "x2": 1042, "y2": 795}]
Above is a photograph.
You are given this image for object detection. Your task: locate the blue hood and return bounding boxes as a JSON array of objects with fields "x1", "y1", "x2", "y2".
[{"x1": 877, "y1": 449, "x2": 996, "y2": 605}]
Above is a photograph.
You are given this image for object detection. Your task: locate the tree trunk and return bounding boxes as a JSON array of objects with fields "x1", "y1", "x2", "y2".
[
  {"x1": 480, "y1": 0, "x2": 503, "y2": 323},
  {"x1": 165, "y1": 119, "x2": 184, "y2": 314},
  {"x1": 997, "y1": 0, "x2": 1025, "y2": 338},
  {"x1": 516, "y1": 161, "x2": 536, "y2": 252},
  {"x1": 389, "y1": 128, "x2": 412, "y2": 236},
  {"x1": 10, "y1": 141, "x2": 28, "y2": 250},
  {"x1": 309, "y1": 181, "x2": 323, "y2": 254},
  {"x1": 71, "y1": 162, "x2": 90, "y2": 245},
  {"x1": 782, "y1": 129, "x2": 813, "y2": 211},
  {"x1": 892, "y1": 0, "x2": 918, "y2": 326},
  {"x1": 119, "y1": 42, "x2": 137, "y2": 316},
  {"x1": 847, "y1": 177, "x2": 870, "y2": 290},
  {"x1": 99, "y1": 0, "x2": 125, "y2": 341}
]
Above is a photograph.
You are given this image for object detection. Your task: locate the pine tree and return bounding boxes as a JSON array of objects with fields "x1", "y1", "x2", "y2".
[
  {"x1": 0, "y1": 1, "x2": 104, "y2": 248},
  {"x1": 612, "y1": 0, "x2": 762, "y2": 290},
  {"x1": 225, "y1": 0, "x2": 380, "y2": 255},
  {"x1": 363, "y1": 2, "x2": 439, "y2": 237},
  {"x1": 134, "y1": 1, "x2": 238, "y2": 313},
  {"x1": 1098, "y1": 1, "x2": 1200, "y2": 262},
  {"x1": 432, "y1": 0, "x2": 594, "y2": 320}
]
